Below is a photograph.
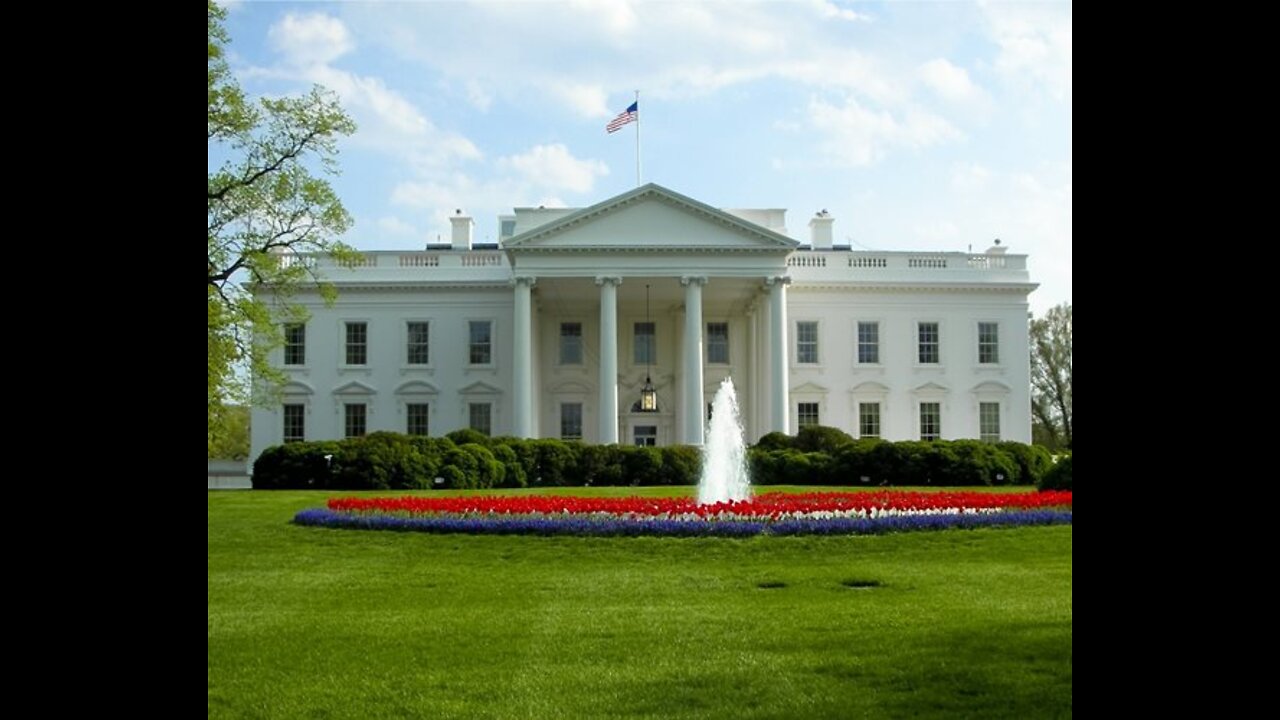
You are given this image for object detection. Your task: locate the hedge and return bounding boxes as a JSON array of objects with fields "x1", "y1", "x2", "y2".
[{"x1": 252, "y1": 426, "x2": 1054, "y2": 490}]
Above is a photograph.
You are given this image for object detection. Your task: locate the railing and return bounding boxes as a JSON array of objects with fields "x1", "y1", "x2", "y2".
[
  {"x1": 460, "y1": 252, "x2": 504, "y2": 267},
  {"x1": 399, "y1": 254, "x2": 440, "y2": 267},
  {"x1": 787, "y1": 255, "x2": 827, "y2": 268},
  {"x1": 787, "y1": 251, "x2": 1028, "y2": 275},
  {"x1": 848, "y1": 256, "x2": 888, "y2": 268}
]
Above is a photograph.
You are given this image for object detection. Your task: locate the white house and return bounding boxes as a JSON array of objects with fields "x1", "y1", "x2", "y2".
[{"x1": 250, "y1": 183, "x2": 1036, "y2": 463}]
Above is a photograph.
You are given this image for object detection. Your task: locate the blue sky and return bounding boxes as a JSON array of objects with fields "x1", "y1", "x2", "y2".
[{"x1": 218, "y1": 0, "x2": 1071, "y2": 314}]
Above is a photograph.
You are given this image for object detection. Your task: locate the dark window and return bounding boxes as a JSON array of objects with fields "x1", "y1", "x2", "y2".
[
  {"x1": 284, "y1": 323, "x2": 305, "y2": 365},
  {"x1": 920, "y1": 403, "x2": 941, "y2": 441},
  {"x1": 798, "y1": 402, "x2": 820, "y2": 429},
  {"x1": 283, "y1": 404, "x2": 305, "y2": 442},
  {"x1": 918, "y1": 322, "x2": 939, "y2": 364},
  {"x1": 707, "y1": 322, "x2": 729, "y2": 364},
  {"x1": 859, "y1": 402, "x2": 880, "y2": 439},
  {"x1": 560, "y1": 323, "x2": 583, "y2": 365},
  {"x1": 560, "y1": 403, "x2": 583, "y2": 440},
  {"x1": 407, "y1": 403, "x2": 429, "y2": 436},
  {"x1": 345, "y1": 322, "x2": 368, "y2": 365},
  {"x1": 978, "y1": 322, "x2": 999, "y2": 364},
  {"x1": 469, "y1": 403, "x2": 491, "y2": 435},
  {"x1": 469, "y1": 321, "x2": 492, "y2": 364},
  {"x1": 797, "y1": 321, "x2": 819, "y2": 364},
  {"x1": 407, "y1": 322, "x2": 430, "y2": 364},
  {"x1": 634, "y1": 322, "x2": 655, "y2": 365},
  {"x1": 344, "y1": 403, "x2": 367, "y2": 438},
  {"x1": 857, "y1": 322, "x2": 879, "y2": 364}
]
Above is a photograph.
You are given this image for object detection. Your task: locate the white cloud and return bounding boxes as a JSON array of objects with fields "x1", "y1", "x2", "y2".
[
  {"x1": 951, "y1": 162, "x2": 991, "y2": 192},
  {"x1": 815, "y1": 1, "x2": 871, "y2": 22},
  {"x1": 919, "y1": 59, "x2": 980, "y2": 102},
  {"x1": 377, "y1": 216, "x2": 417, "y2": 238},
  {"x1": 808, "y1": 97, "x2": 962, "y2": 166},
  {"x1": 547, "y1": 83, "x2": 611, "y2": 119},
  {"x1": 499, "y1": 144, "x2": 609, "y2": 194},
  {"x1": 982, "y1": 1, "x2": 1072, "y2": 101},
  {"x1": 269, "y1": 13, "x2": 354, "y2": 67}
]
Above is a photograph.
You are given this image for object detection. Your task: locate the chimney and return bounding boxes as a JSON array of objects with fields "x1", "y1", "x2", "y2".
[
  {"x1": 808, "y1": 209, "x2": 834, "y2": 250},
  {"x1": 450, "y1": 209, "x2": 474, "y2": 250},
  {"x1": 985, "y1": 238, "x2": 1007, "y2": 255}
]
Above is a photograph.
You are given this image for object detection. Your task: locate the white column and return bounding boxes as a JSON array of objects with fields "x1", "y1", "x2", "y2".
[
  {"x1": 768, "y1": 276, "x2": 791, "y2": 434},
  {"x1": 682, "y1": 276, "x2": 707, "y2": 445},
  {"x1": 596, "y1": 276, "x2": 621, "y2": 444},
  {"x1": 513, "y1": 276, "x2": 535, "y2": 438}
]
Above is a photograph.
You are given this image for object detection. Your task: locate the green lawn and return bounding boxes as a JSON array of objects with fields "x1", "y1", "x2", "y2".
[{"x1": 208, "y1": 488, "x2": 1072, "y2": 719}]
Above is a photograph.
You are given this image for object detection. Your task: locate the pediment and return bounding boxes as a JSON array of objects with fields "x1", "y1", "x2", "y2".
[
  {"x1": 790, "y1": 381, "x2": 829, "y2": 395},
  {"x1": 281, "y1": 381, "x2": 314, "y2": 396},
  {"x1": 459, "y1": 381, "x2": 502, "y2": 395},
  {"x1": 395, "y1": 380, "x2": 440, "y2": 395},
  {"x1": 971, "y1": 381, "x2": 1012, "y2": 394},
  {"x1": 332, "y1": 380, "x2": 377, "y2": 396},
  {"x1": 912, "y1": 381, "x2": 950, "y2": 394},
  {"x1": 850, "y1": 381, "x2": 890, "y2": 394},
  {"x1": 505, "y1": 184, "x2": 798, "y2": 252}
]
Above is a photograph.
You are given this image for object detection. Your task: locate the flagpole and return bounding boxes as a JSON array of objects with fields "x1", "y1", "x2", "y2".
[{"x1": 635, "y1": 90, "x2": 641, "y2": 187}]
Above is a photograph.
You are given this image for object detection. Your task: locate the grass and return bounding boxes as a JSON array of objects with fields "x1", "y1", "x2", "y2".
[{"x1": 208, "y1": 487, "x2": 1072, "y2": 719}]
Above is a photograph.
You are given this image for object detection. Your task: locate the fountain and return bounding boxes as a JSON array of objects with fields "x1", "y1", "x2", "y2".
[{"x1": 698, "y1": 377, "x2": 752, "y2": 505}]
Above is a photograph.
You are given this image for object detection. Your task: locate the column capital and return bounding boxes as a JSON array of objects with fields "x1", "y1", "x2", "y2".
[
  {"x1": 764, "y1": 275, "x2": 792, "y2": 288},
  {"x1": 512, "y1": 275, "x2": 537, "y2": 288},
  {"x1": 594, "y1": 276, "x2": 623, "y2": 287},
  {"x1": 680, "y1": 275, "x2": 708, "y2": 287}
]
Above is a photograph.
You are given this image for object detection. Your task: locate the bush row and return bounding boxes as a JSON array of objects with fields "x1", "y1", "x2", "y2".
[
  {"x1": 252, "y1": 426, "x2": 1057, "y2": 490},
  {"x1": 1038, "y1": 454, "x2": 1072, "y2": 491}
]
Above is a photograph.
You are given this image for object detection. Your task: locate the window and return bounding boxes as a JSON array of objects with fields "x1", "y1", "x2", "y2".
[
  {"x1": 920, "y1": 402, "x2": 941, "y2": 441},
  {"x1": 634, "y1": 425, "x2": 657, "y2": 447},
  {"x1": 345, "y1": 322, "x2": 367, "y2": 365},
  {"x1": 407, "y1": 403, "x2": 430, "y2": 436},
  {"x1": 857, "y1": 322, "x2": 879, "y2": 364},
  {"x1": 469, "y1": 321, "x2": 492, "y2": 364},
  {"x1": 469, "y1": 402, "x2": 491, "y2": 435},
  {"x1": 980, "y1": 402, "x2": 1000, "y2": 442},
  {"x1": 407, "y1": 322, "x2": 430, "y2": 365},
  {"x1": 500, "y1": 219, "x2": 516, "y2": 238},
  {"x1": 918, "y1": 322, "x2": 939, "y2": 364},
  {"x1": 344, "y1": 403, "x2": 367, "y2": 438},
  {"x1": 634, "y1": 322, "x2": 655, "y2": 365},
  {"x1": 796, "y1": 321, "x2": 819, "y2": 364},
  {"x1": 284, "y1": 323, "x2": 305, "y2": 366},
  {"x1": 283, "y1": 404, "x2": 305, "y2": 443},
  {"x1": 560, "y1": 403, "x2": 583, "y2": 440},
  {"x1": 707, "y1": 322, "x2": 729, "y2": 364},
  {"x1": 798, "y1": 402, "x2": 820, "y2": 429},
  {"x1": 978, "y1": 322, "x2": 999, "y2": 364},
  {"x1": 559, "y1": 323, "x2": 583, "y2": 365},
  {"x1": 859, "y1": 403, "x2": 881, "y2": 439}
]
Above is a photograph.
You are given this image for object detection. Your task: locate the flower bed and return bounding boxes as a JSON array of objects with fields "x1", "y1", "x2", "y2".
[{"x1": 294, "y1": 490, "x2": 1071, "y2": 537}]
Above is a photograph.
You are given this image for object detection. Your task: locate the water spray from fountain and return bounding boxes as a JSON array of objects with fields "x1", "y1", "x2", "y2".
[{"x1": 698, "y1": 377, "x2": 752, "y2": 505}]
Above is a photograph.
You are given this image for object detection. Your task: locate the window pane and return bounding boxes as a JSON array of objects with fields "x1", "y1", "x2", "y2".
[
  {"x1": 634, "y1": 425, "x2": 657, "y2": 447},
  {"x1": 284, "y1": 323, "x2": 306, "y2": 365},
  {"x1": 857, "y1": 322, "x2": 879, "y2": 364},
  {"x1": 859, "y1": 402, "x2": 880, "y2": 439},
  {"x1": 918, "y1": 322, "x2": 939, "y2": 364},
  {"x1": 919, "y1": 402, "x2": 940, "y2": 441},
  {"x1": 707, "y1": 322, "x2": 729, "y2": 364},
  {"x1": 560, "y1": 323, "x2": 583, "y2": 365},
  {"x1": 634, "y1": 322, "x2": 655, "y2": 365},
  {"x1": 469, "y1": 321, "x2": 492, "y2": 364},
  {"x1": 980, "y1": 402, "x2": 1000, "y2": 442},
  {"x1": 283, "y1": 404, "x2": 305, "y2": 443},
  {"x1": 797, "y1": 321, "x2": 818, "y2": 364},
  {"x1": 798, "y1": 402, "x2": 820, "y2": 429},
  {"x1": 407, "y1": 403, "x2": 430, "y2": 436},
  {"x1": 344, "y1": 403, "x2": 366, "y2": 438},
  {"x1": 345, "y1": 322, "x2": 367, "y2": 365},
  {"x1": 469, "y1": 402, "x2": 491, "y2": 435},
  {"x1": 407, "y1": 322, "x2": 430, "y2": 364},
  {"x1": 978, "y1": 322, "x2": 999, "y2": 364},
  {"x1": 560, "y1": 403, "x2": 583, "y2": 440}
]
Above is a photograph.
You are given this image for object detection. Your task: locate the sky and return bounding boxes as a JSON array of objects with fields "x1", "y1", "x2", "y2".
[{"x1": 217, "y1": 0, "x2": 1071, "y2": 314}]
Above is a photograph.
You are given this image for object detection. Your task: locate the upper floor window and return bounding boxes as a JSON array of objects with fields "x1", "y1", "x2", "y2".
[
  {"x1": 407, "y1": 322, "x2": 430, "y2": 365},
  {"x1": 469, "y1": 321, "x2": 492, "y2": 365},
  {"x1": 284, "y1": 323, "x2": 306, "y2": 366},
  {"x1": 560, "y1": 322, "x2": 583, "y2": 365},
  {"x1": 796, "y1": 321, "x2": 819, "y2": 364},
  {"x1": 978, "y1": 322, "x2": 999, "y2": 364},
  {"x1": 634, "y1": 322, "x2": 656, "y2": 365},
  {"x1": 345, "y1": 322, "x2": 367, "y2": 365},
  {"x1": 707, "y1": 322, "x2": 729, "y2": 364},
  {"x1": 283, "y1": 404, "x2": 305, "y2": 443},
  {"x1": 857, "y1": 321, "x2": 879, "y2": 364},
  {"x1": 919, "y1": 402, "x2": 941, "y2": 441},
  {"x1": 918, "y1": 322, "x2": 939, "y2": 364}
]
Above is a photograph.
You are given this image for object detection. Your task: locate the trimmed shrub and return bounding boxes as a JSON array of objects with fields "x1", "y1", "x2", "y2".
[
  {"x1": 997, "y1": 442, "x2": 1054, "y2": 486},
  {"x1": 446, "y1": 428, "x2": 490, "y2": 447},
  {"x1": 793, "y1": 425, "x2": 854, "y2": 455},
  {"x1": 1039, "y1": 454, "x2": 1072, "y2": 491},
  {"x1": 659, "y1": 445, "x2": 700, "y2": 485},
  {"x1": 754, "y1": 431, "x2": 793, "y2": 451},
  {"x1": 491, "y1": 444, "x2": 527, "y2": 488},
  {"x1": 623, "y1": 446, "x2": 664, "y2": 486},
  {"x1": 531, "y1": 439, "x2": 580, "y2": 486},
  {"x1": 252, "y1": 440, "x2": 343, "y2": 489}
]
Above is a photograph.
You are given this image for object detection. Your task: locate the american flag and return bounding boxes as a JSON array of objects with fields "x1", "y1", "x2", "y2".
[{"x1": 606, "y1": 101, "x2": 638, "y2": 133}]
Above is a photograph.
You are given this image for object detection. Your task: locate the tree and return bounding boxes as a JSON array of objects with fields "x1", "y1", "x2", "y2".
[
  {"x1": 207, "y1": 1, "x2": 356, "y2": 453},
  {"x1": 1030, "y1": 302, "x2": 1072, "y2": 449}
]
